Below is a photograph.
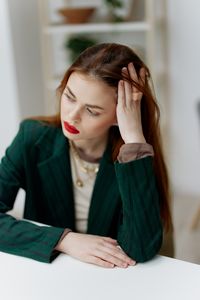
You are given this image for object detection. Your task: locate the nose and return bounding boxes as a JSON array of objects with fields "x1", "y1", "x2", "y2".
[{"x1": 68, "y1": 106, "x2": 81, "y2": 123}]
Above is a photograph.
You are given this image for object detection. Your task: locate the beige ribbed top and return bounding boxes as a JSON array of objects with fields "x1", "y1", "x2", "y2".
[{"x1": 69, "y1": 147, "x2": 99, "y2": 233}]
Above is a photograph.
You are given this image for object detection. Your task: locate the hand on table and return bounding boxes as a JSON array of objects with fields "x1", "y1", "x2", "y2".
[{"x1": 56, "y1": 232, "x2": 136, "y2": 268}]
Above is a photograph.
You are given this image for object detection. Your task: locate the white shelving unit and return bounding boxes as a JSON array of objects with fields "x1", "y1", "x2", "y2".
[
  {"x1": 43, "y1": 22, "x2": 150, "y2": 34},
  {"x1": 37, "y1": 0, "x2": 168, "y2": 124}
]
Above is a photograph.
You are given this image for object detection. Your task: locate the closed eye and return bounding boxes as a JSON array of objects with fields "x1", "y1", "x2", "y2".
[
  {"x1": 86, "y1": 107, "x2": 100, "y2": 116},
  {"x1": 64, "y1": 93, "x2": 75, "y2": 102},
  {"x1": 64, "y1": 92, "x2": 100, "y2": 116}
]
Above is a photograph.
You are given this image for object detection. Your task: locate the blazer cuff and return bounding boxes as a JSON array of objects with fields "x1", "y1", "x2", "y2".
[{"x1": 117, "y1": 143, "x2": 154, "y2": 163}]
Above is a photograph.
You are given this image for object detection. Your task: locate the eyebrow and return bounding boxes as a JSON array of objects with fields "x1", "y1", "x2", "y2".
[{"x1": 65, "y1": 86, "x2": 104, "y2": 110}]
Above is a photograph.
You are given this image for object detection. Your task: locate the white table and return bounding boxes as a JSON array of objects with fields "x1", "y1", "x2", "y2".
[{"x1": 1, "y1": 252, "x2": 200, "y2": 300}]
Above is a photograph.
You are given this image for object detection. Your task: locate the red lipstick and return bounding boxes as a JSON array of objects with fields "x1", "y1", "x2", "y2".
[{"x1": 64, "y1": 121, "x2": 80, "y2": 134}]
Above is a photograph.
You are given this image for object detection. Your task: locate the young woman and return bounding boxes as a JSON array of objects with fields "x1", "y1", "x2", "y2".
[{"x1": 0, "y1": 43, "x2": 172, "y2": 268}]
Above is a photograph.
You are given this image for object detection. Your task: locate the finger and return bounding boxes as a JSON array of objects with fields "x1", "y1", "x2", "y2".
[
  {"x1": 111, "y1": 244, "x2": 136, "y2": 266},
  {"x1": 128, "y1": 63, "x2": 144, "y2": 102},
  {"x1": 102, "y1": 237, "x2": 118, "y2": 245},
  {"x1": 102, "y1": 243, "x2": 136, "y2": 266},
  {"x1": 117, "y1": 80, "x2": 125, "y2": 107},
  {"x1": 124, "y1": 80, "x2": 133, "y2": 108},
  {"x1": 127, "y1": 62, "x2": 139, "y2": 93},
  {"x1": 122, "y1": 67, "x2": 132, "y2": 108},
  {"x1": 118, "y1": 249, "x2": 136, "y2": 266},
  {"x1": 89, "y1": 256, "x2": 115, "y2": 268},
  {"x1": 93, "y1": 249, "x2": 128, "y2": 268},
  {"x1": 105, "y1": 242, "x2": 129, "y2": 258},
  {"x1": 139, "y1": 67, "x2": 146, "y2": 85},
  {"x1": 101, "y1": 245, "x2": 135, "y2": 266}
]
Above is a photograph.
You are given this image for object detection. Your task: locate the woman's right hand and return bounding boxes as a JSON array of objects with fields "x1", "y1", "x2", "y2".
[{"x1": 56, "y1": 232, "x2": 136, "y2": 268}]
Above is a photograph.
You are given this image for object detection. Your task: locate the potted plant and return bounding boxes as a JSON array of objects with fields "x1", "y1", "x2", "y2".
[
  {"x1": 65, "y1": 35, "x2": 97, "y2": 63},
  {"x1": 104, "y1": 0, "x2": 124, "y2": 22}
]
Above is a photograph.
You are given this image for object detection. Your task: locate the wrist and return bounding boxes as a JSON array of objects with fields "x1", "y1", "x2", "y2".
[
  {"x1": 54, "y1": 229, "x2": 73, "y2": 252},
  {"x1": 124, "y1": 135, "x2": 146, "y2": 144},
  {"x1": 122, "y1": 127, "x2": 146, "y2": 144}
]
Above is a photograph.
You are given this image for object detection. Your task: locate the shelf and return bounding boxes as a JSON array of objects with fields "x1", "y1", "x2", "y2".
[{"x1": 43, "y1": 21, "x2": 150, "y2": 35}]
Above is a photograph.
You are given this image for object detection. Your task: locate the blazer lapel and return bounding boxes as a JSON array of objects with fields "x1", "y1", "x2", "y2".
[
  {"x1": 87, "y1": 145, "x2": 120, "y2": 236},
  {"x1": 36, "y1": 127, "x2": 120, "y2": 234},
  {"x1": 37, "y1": 129, "x2": 75, "y2": 230}
]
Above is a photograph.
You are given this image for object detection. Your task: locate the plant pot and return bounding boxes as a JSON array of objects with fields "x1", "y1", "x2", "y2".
[{"x1": 57, "y1": 7, "x2": 96, "y2": 24}]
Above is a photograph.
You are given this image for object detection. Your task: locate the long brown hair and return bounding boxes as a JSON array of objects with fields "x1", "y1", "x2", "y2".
[{"x1": 35, "y1": 43, "x2": 172, "y2": 230}]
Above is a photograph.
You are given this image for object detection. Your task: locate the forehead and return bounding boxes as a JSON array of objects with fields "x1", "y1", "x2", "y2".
[{"x1": 66, "y1": 72, "x2": 116, "y2": 104}]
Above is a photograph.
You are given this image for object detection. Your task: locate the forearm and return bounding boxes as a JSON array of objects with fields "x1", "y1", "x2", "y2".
[
  {"x1": 115, "y1": 156, "x2": 163, "y2": 262},
  {"x1": 0, "y1": 212, "x2": 64, "y2": 263}
]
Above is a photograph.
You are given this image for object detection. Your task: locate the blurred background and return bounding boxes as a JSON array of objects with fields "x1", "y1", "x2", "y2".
[{"x1": 1, "y1": 0, "x2": 200, "y2": 263}]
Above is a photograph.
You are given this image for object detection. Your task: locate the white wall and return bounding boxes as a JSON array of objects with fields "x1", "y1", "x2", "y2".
[
  {"x1": 0, "y1": 0, "x2": 25, "y2": 217},
  {"x1": 0, "y1": 0, "x2": 44, "y2": 217},
  {"x1": 0, "y1": 0, "x2": 20, "y2": 157},
  {"x1": 7, "y1": 0, "x2": 45, "y2": 118},
  {"x1": 167, "y1": 0, "x2": 200, "y2": 196},
  {"x1": 1, "y1": 0, "x2": 45, "y2": 155}
]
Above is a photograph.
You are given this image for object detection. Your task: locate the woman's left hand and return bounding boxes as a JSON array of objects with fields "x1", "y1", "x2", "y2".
[{"x1": 116, "y1": 62, "x2": 146, "y2": 144}]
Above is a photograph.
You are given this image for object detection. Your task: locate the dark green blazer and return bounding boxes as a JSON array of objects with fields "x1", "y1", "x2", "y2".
[{"x1": 0, "y1": 120, "x2": 162, "y2": 263}]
